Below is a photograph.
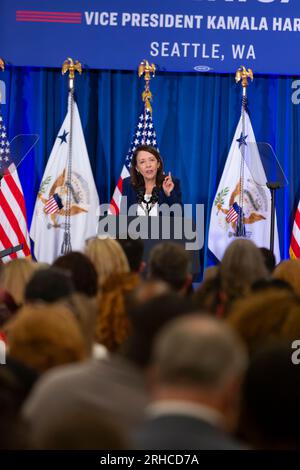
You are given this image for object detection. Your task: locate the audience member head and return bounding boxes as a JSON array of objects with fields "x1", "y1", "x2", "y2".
[
  {"x1": 117, "y1": 237, "x2": 144, "y2": 273},
  {"x1": 127, "y1": 279, "x2": 170, "y2": 312},
  {"x1": 151, "y1": 315, "x2": 247, "y2": 432},
  {"x1": 259, "y1": 247, "x2": 276, "y2": 274},
  {"x1": 219, "y1": 239, "x2": 269, "y2": 312},
  {"x1": 85, "y1": 237, "x2": 129, "y2": 289},
  {"x1": 193, "y1": 273, "x2": 221, "y2": 315},
  {"x1": 240, "y1": 344, "x2": 300, "y2": 449},
  {"x1": 95, "y1": 272, "x2": 140, "y2": 352},
  {"x1": 273, "y1": 259, "x2": 300, "y2": 296},
  {"x1": 203, "y1": 266, "x2": 219, "y2": 282},
  {"x1": 125, "y1": 293, "x2": 194, "y2": 369},
  {"x1": 25, "y1": 267, "x2": 74, "y2": 304},
  {"x1": 227, "y1": 288, "x2": 300, "y2": 356},
  {"x1": 0, "y1": 259, "x2": 39, "y2": 306},
  {"x1": 63, "y1": 293, "x2": 98, "y2": 356},
  {"x1": 5, "y1": 303, "x2": 86, "y2": 373},
  {"x1": 53, "y1": 251, "x2": 98, "y2": 297},
  {"x1": 251, "y1": 278, "x2": 293, "y2": 294},
  {"x1": 148, "y1": 242, "x2": 192, "y2": 293},
  {"x1": 0, "y1": 289, "x2": 18, "y2": 326}
]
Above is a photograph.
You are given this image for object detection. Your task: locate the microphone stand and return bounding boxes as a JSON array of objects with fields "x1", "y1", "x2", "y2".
[
  {"x1": 137, "y1": 186, "x2": 159, "y2": 216},
  {"x1": 145, "y1": 199, "x2": 153, "y2": 216},
  {"x1": 266, "y1": 181, "x2": 280, "y2": 255},
  {"x1": 145, "y1": 189, "x2": 159, "y2": 215}
]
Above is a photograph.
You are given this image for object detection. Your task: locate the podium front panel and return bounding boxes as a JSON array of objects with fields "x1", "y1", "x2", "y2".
[{"x1": 97, "y1": 216, "x2": 201, "y2": 277}]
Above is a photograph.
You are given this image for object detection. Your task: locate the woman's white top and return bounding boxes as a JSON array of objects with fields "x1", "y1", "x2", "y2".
[{"x1": 137, "y1": 193, "x2": 158, "y2": 216}]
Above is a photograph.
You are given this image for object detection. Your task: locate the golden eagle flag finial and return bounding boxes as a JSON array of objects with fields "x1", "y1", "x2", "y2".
[
  {"x1": 62, "y1": 58, "x2": 82, "y2": 90},
  {"x1": 138, "y1": 59, "x2": 156, "y2": 113},
  {"x1": 235, "y1": 66, "x2": 254, "y2": 89}
]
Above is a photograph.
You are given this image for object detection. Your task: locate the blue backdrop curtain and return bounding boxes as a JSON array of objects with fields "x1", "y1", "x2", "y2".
[{"x1": 1, "y1": 67, "x2": 299, "y2": 272}]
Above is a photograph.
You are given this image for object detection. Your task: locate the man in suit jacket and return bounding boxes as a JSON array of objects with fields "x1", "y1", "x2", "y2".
[{"x1": 134, "y1": 315, "x2": 248, "y2": 450}]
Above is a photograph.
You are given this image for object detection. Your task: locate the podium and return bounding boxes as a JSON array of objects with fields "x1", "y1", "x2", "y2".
[
  {"x1": 0, "y1": 244, "x2": 24, "y2": 261},
  {"x1": 98, "y1": 216, "x2": 201, "y2": 278}
]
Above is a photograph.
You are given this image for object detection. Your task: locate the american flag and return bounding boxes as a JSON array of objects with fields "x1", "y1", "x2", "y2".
[
  {"x1": 110, "y1": 107, "x2": 158, "y2": 214},
  {"x1": 44, "y1": 193, "x2": 63, "y2": 214},
  {"x1": 290, "y1": 201, "x2": 300, "y2": 258},
  {"x1": 0, "y1": 111, "x2": 31, "y2": 262},
  {"x1": 226, "y1": 202, "x2": 242, "y2": 224}
]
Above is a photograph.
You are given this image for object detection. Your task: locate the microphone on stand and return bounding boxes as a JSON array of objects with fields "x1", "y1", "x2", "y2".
[
  {"x1": 136, "y1": 185, "x2": 159, "y2": 215},
  {"x1": 145, "y1": 187, "x2": 159, "y2": 215}
]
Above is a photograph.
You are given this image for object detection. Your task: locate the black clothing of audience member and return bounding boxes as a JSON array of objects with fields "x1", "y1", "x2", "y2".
[{"x1": 240, "y1": 344, "x2": 300, "y2": 449}]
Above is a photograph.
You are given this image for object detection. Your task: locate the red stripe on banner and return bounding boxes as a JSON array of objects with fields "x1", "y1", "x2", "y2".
[
  {"x1": 290, "y1": 232, "x2": 300, "y2": 259},
  {"x1": 4, "y1": 173, "x2": 27, "y2": 221},
  {"x1": 16, "y1": 11, "x2": 81, "y2": 17},
  {"x1": 110, "y1": 199, "x2": 120, "y2": 216},
  {"x1": 117, "y1": 177, "x2": 123, "y2": 193},
  {"x1": 16, "y1": 18, "x2": 82, "y2": 23},
  {"x1": 0, "y1": 224, "x2": 17, "y2": 260},
  {"x1": 0, "y1": 193, "x2": 30, "y2": 257}
]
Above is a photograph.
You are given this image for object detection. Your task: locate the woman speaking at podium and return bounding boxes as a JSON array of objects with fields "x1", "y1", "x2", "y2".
[{"x1": 121, "y1": 145, "x2": 182, "y2": 215}]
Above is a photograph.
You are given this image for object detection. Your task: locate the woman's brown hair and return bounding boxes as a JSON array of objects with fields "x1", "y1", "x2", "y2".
[
  {"x1": 130, "y1": 145, "x2": 164, "y2": 188},
  {"x1": 95, "y1": 272, "x2": 140, "y2": 352}
]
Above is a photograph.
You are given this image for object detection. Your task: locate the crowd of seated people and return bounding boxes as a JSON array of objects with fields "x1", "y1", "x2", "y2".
[{"x1": 1, "y1": 237, "x2": 300, "y2": 450}]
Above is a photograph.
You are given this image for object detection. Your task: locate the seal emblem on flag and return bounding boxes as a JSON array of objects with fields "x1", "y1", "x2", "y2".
[
  {"x1": 215, "y1": 180, "x2": 267, "y2": 232},
  {"x1": 38, "y1": 170, "x2": 89, "y2": 228}
]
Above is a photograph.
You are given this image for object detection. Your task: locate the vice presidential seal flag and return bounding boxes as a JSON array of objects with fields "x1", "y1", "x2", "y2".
[
  {"x1": 30, "y1": 95, "x2": 99, "y2": 263},
  {"x1": 208, "y1": 107, "x2": 280, "y2": 262}
]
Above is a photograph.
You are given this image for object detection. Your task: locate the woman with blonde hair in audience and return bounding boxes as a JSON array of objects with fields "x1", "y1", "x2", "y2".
[
  {"x1": 84, "y1": 237, "x2": 129, "y2": 290},
  {"x1": 0, "y1": 259, "x2": 39, "y2": 307}
]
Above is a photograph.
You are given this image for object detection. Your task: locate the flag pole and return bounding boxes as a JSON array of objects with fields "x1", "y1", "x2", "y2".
[
  {"x1": 138, "y1": 60, "x2": 155, "y2": 144},
  {"x1": 235, "y1": 66, "x2": 254, "y2": 237},
  {"x1": 61, "y1": 57, "x2": 82, "y2": 255}
]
